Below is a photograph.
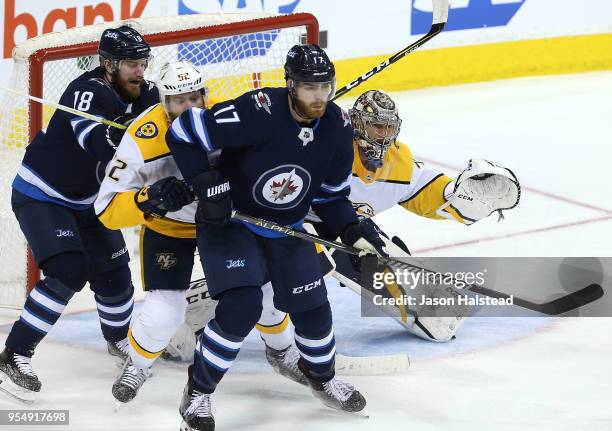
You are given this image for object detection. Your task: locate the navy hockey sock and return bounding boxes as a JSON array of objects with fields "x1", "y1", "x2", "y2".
[
  {"x1": 94, "y1": 284, "x2": 134, "y2": 342},
  {"x1": 191, "y1": 286, "x2": 263, "y2": 393},
  {"x1": 90, "y1": 265, "x2": 134, "y2": 342},
  {"x1": 291, "y1": 302, "x2": 336, "y2": 382},
  {"x1": 5, "y1": 278, "x2": 75, "y2": 357},
  {"x1": 193, "y1": 319, "x2": 244, "y2": 393}
]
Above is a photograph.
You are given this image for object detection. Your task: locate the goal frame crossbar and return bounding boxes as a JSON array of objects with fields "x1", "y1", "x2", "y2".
[{"x1": 17, "y1": 12, "x2": 319, "y2": 291}]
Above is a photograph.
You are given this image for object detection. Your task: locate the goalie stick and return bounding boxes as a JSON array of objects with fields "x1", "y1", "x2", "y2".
[
  {"x1": 332, "y1": 0, "x2": 450, "y2": 100},
  {"x1": 232, "y1": 211, "x2": 605, "y2": 316}
]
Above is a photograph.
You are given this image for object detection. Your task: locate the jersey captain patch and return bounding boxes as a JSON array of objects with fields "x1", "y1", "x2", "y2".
[
  {"x1": 135, "y1": 121, "x2": 158, "y2": 139},
  {"x1": 253, "y1": 165, "x2": 311, "y2": 210}
]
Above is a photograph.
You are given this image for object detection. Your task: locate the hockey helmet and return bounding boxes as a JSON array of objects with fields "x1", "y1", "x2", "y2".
[
  {"x1": 284, "y1": 44, "x2": 335, "y2": 83},
  {"x1": 98, "y1": 25, "x2": 151, "y2": 71},
  {"x1": 156, "y1": 62, "x2": 207, "y2": 116}
]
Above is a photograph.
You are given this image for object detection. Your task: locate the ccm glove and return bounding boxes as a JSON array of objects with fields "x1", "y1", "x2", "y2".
[
  {"x1": 192, "y1": 170, "x2": 232, "y2": 226},
  {"x1": 135, "y1": 176, "x2": 194, "y2": 218},
  {"x1": 341, "y1": 220, "x2": 389, "y2": 259}
]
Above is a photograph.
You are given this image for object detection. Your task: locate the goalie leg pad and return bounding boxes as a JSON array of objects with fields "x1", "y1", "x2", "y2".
[{"x1": 128, "y1": 289, "x2": 187, "y2": 369}]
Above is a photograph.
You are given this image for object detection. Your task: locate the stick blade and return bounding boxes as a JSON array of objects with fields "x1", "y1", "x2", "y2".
[
  {"x1": 336, "y1": 353, "x2": 410, "y2": 376},
  {"x1": 531, "y1": 283, "x2": 604, "y2": 315},
  {"x1": 432, "y1": 0, "x2": 450, "y2": 25}
]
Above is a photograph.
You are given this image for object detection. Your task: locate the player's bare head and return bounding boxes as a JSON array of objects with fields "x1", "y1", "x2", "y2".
[
  {"x1": 156, "y1": 62, "x2": 208, "y2": 121},
  {"x1": 98, "y1": 25, "x2": 151, "y2": 101},
  {"x1": 284, "y1": 44, "x2": 336, "y2": 121},
  {"x1": 350, "y1": 90, "x2": 402, "y2": 170}
]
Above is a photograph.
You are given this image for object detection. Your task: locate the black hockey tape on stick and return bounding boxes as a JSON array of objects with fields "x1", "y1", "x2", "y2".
[
  {"x1": 232, "y1": 211, "x2": 604, "y2": 316},
  {"x1": 332, "y1": 0, "x2": 450, "y2": 100}
]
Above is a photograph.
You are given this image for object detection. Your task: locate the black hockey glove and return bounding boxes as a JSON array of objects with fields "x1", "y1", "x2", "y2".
[
  {"x1": 192, "y1": 170, "x2": 232, "y2": 226},
  {"x1": 105, "y1": 115, "x2": 136, "y2": 149},
  {"x1": 342, "y1": 219, "x2": 389, "y2": 259},
  {"x1": 135, "y1": 176, "x2": 194, "y2": 219}
]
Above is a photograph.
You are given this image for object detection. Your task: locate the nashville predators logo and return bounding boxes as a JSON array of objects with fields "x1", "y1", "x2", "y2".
[
  {"x1": 136, "y1": 122, "x2": 158, "y2": 139},
  {"x1": 155, "y1": 253, "x2": 177, "y2": 270},
  {"x1": 352, "y1": 202, "x2": 375, "y2": 218},
  {"x1": 253, "y1": 165, "x2": 311, "y2": 210}
]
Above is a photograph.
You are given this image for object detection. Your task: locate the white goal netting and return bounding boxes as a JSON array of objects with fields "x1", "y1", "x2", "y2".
[{"x1": 0, "y1": 13, "x2": 316, "y2": 308}]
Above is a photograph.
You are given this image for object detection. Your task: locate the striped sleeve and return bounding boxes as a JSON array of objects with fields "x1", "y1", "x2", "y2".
[
  {"x1": 398, "y1": 161, "x2": 465, "y2": 223},
  {"x1": 166, "y1": 107, "x2": 214, "y2": 183}
]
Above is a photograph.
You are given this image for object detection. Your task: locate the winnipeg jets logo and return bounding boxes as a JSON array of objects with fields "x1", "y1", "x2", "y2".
[
  {"x1": 252, "y1": 91, "x2": 272, "y2": 115},
  {"x1": 270, "y1": 169, "x2": 299, "y2": 201},
  {"x1": 298, "y1": 127, "x2": 314, "y2": 146},
  {"x1": 253, "y1": 165, "x2": 311, "y2": 210}
]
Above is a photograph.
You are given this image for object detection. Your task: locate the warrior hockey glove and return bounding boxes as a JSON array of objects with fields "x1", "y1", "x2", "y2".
[
  {"x1": 192, "y1": 170, "x2": 232, "y2": 226},
  {"x1": 135, "y1": 176, "x2": 194, "y2": 219}
]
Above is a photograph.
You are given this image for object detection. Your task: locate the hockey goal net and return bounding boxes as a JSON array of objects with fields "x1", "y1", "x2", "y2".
[{"x1": 0, "y1": 12, "x2": 318, "y2": 308}]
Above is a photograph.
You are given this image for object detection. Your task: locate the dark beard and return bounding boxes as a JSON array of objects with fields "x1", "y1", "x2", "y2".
[{"x1": 113, "y1": 74, "x2": 143, "y2": 101}]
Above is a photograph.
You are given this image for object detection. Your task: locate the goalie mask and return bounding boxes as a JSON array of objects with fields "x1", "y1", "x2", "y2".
[
  {"x1": 156, "y1": 62, "x2": 207, "y2": 120},
  {"x1": 350, "y1": 90, "x2": 402, "y2": 170}
]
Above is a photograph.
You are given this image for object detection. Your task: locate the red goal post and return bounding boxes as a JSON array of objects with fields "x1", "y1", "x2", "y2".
[{"x1": 0, "y1": 12, "x2": 319, "y2": 308}]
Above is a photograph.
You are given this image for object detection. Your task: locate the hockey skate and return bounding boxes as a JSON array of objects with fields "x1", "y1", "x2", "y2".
[
  {"x1": 300, "y1": 360, "x2": 366, "y2": 413},
  {"x1": 265, "y1": 344, "x2": 308, "y2": 386},
  {"x1": 0, "y1": 348, "x2": 41, "y2": 403},
  {"x1": 112, "y1": 358, "x2": 151, "y2": 403},
  {"x1": 107, "y1": 337, "x2": 130, "y2": 367},
  {"x1": 179, "y1": 366, "x2": 214, "y2": 431}
]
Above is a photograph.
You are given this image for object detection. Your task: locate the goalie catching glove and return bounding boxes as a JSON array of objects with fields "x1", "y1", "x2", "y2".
[
  {"x1": 135, "y1": 176, "x2": 194, "y2": 219},
  {"x1": 439, "y1": 159, "x2": 520, "y2": 224}
]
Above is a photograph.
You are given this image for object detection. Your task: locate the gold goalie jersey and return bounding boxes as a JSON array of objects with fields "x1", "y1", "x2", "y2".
[
  {"x1": 350, "y1": 140, "x2": 466, "y2": 223},
  {"x1": 94, "y1": 103, "x2": 196, "y2": 238}
]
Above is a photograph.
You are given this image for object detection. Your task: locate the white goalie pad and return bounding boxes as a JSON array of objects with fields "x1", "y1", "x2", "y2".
[
  {"x1": 439, "y1": 159, "x2": 520, "y2": 224},
  {"x1": 331, "y1": 234, "x2": 465, "y2": 342},
  {"x1": 164, "y1": 277, "x2": 216, "y2": 362}
]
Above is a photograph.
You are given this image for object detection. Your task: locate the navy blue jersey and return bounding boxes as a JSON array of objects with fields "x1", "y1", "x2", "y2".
[
  {"x1": 12, "y1": 67, "x2": 159, "y2": 209},
  {"x1": 167, "y1": 87, "x2": 359, "y2": 237}
]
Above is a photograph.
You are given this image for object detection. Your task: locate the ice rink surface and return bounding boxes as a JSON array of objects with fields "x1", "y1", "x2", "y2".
[{"x1": 1, "y1": 72, "x2": 611, "y2": 430}]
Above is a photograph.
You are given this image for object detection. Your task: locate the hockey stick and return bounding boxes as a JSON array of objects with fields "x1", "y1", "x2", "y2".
[
  {"x1": 332, "y1": 0, "x2": 449, "y2": 100},
  {"x1": 0, "y1": 85, "x2": 127, "y2": 129},
  {"x1": 336, "y1": 352, "x2": 409, "y2": 376},
  {"x1": 232, "y1": 211, "x2": 604, "y2": 315}
]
